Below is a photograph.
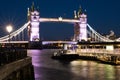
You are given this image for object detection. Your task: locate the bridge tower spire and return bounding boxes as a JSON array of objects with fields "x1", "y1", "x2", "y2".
[
  {"x1": 28, "y1": 3, "x2": 40, "y2": 41},
  {"x1": 74, "y1": 7, "x2": 87, "y2": 41}
]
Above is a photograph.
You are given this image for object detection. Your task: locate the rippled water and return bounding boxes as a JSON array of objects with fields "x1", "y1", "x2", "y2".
[{"x1": 27, "y1": 49, "x2": 120, "y2": 80}]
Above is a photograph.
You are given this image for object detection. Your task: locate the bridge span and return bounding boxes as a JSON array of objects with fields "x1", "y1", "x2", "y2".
[
  {"x1": 0, "y1": 41, "x2": 77, "y2": 44},
  {"x1": 39, "y1": 17, "x2": 80, "y2": 23}
]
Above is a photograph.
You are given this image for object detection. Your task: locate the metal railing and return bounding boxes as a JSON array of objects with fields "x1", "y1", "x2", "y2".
[{"x1": 0, "y1": 48, "x2": 27, "y2": 66}]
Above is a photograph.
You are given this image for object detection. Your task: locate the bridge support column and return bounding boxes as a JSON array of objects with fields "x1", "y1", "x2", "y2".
[
  {"x1": 78, "y1": 13, "x2": 87, "y2": 41},
  {"x1": 74, "y1": 7, "x2": 87, "y2": 42},
  {"x1": 30, "y1": 11, "x2": 40, "y2": 41},
  {"x1": 27, "y1": 4, "x2": 40, "y2": 41}
]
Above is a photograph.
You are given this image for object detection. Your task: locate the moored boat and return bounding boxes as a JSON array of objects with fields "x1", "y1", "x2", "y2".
[{"x1": 51, "y1": 50, "x2": 79, "y2": 60}]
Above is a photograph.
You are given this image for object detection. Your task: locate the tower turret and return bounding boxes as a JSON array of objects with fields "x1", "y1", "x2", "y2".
[
  {"x1": 74, "y1": 10, "x2": 77, "y2": 19},
  {"x1": 31, "y1": 2, "x2": 35, "y2": 12},
  {"x1": 27, "y1": 8, "x2": 31, "y2": 21},
  {"x1": 77, "y1": 6, "x2": 82, "y2": 18}
]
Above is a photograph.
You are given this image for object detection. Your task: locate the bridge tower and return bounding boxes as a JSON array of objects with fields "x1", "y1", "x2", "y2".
[
  {"x1": 28, "y1": 3, "x2": 40, "y2": 41},
  {"x1": 74, "y1": 7, "x2": 87, "y2": 41}
]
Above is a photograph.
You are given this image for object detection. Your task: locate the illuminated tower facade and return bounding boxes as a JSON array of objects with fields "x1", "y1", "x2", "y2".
[
  {"x1": 74, "y1": 7, "x2": 87, "y2": 41},
  {"x1": 28, "y1": 3, "x2": 40, "y2": 41},
  {"x1": 30, "y1": 11, "x2": 40, "y2": 41},
  {"x1": 79, "y1": 13, "x2": 87, "y2": 41}
]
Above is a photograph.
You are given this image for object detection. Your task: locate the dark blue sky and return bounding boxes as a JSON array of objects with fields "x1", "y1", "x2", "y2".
[{"x1": 0, "y1": 0, "x2": 120, "y2": 40}]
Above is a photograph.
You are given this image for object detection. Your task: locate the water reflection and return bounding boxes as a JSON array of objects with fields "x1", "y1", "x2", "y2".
[
  {"x1": 70, "y1": 60, "x2": 116, "y2": 80},
  {"x1": 28, "y1": 49, "x2": 120, "y2": 80}
]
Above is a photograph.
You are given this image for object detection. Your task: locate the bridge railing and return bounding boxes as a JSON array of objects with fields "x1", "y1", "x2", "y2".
[
  {"x1": 77, "y1": 49, "x2": 120, "y2": 54},
  {"x1": 0, "y1": 48, "x2": 27, "y2": 66}
]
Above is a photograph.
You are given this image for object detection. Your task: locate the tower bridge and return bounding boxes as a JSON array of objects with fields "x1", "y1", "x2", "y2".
[
  {"x1": 0, "y1": 4, "x2": 119, "y2": 43},
  {"x1": 0, "y1": 3, "x2": 120, "y2": 67}
]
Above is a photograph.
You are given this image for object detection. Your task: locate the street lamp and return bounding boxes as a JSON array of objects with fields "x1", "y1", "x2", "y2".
[{"x1": 6, "y1": 25, "x2": 13, "y2": 43}]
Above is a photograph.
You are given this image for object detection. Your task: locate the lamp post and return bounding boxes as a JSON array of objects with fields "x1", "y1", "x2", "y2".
[{"x1": 6, "y1": 25, "x2": 13, "y2": 43}]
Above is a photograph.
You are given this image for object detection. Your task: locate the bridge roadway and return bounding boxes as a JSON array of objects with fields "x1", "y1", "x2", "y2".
[
  {"x1": 0, "y1": 41, "x2": 77, "y2": 44},
  {"x1": 1, "y1": 40, "x2": 120, "y2": 45},
  {"x1": 1, "y1": 40, "x2": 120, "y2": 47}
]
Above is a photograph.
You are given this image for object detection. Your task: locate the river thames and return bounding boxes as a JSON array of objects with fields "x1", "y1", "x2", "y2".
[{"x1": 27, "y1": 49, "x2": 120, "y2": 80}]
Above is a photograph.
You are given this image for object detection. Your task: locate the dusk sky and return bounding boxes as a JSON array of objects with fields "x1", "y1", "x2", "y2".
[{"x1": 0, "y1": 0, "x2": 120, "y2": 40}]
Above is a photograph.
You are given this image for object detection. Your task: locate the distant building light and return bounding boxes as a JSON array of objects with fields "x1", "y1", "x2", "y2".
[{"x1": 106, "y1": 45, "x2": 114, "y2": 51}]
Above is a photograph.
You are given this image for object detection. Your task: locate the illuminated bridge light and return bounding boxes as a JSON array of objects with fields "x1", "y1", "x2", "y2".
[{"x1": 58, "y1": 17, "x2": 63, "y2": 21}]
